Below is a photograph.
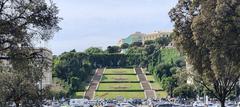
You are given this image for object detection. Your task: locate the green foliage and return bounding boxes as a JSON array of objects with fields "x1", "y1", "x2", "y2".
[
  {"x1": 155, "y1": 37, "x2": 171, "y2": 47},
  {"x1": 161, "y1": 48, "x2": 180, "y2": 64},
  {"x1": 74, "y1": 92, "x2": 85, "y2": 98},
  {"x1": 54, "y1": 36, "x2": 182, "y2": 98},
  {"x1": 125, "y1": 47, "x2": 144, "y2": 54},
  {"x1": 173, "y1": 84, "x2": 197, "y2": 99},
  {"x1": 120, "y1": 43, "x2": 129, "y2": 49},
  {"x1": 169, "y1": 0, "x2": 240, "y2": 105},
  {"x1": 0, "y1": 0, "x2": 61, "y2": 105},
  {"x1": 175, "y1": 57, "x2": 186, "y2": 68},
  {"x1": 89, "y1": 53, "x2": 142, "y2": 68},
  {"x1": 85, "y1": 47, "x2": 104, "y2": 54},
  {"x1": 151, "y1": 82, "x2": 163, "y2": 90},
  {"x1": 130, "y1": 42, "x2": 143, "y2": 47},
  {"x1": 70, "y1": 77, "x2": 81, "y2": 91},
  {"x1": 106, "y1": 46, "x2": 121, "y2": 53},
  {"x1": 156, "y1": 91, "x2": 168, "y2": 98},
  {"x1": 144, "y1": 40, "x2": 155, "y2": 45},
  {"x1": 161, "y1": 77, "x2": 177, "y2": 97},
  {"x1": 155, "y1": 63, "x2": 174, "y2": 79},
  {"x1": 54, "y1": 51, "x2": 92, "y2": 93},
  {"x1": 48, "y1": 85, "x2": 68, "y2": 99}
]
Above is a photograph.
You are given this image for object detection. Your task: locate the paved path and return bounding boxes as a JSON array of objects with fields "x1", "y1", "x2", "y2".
[
  {"x1": 135, "y1": 67, "x2": 156, "y2": 99},
  {"x1": 84, "y1": 68, "x2": 104, "y2": 99}
]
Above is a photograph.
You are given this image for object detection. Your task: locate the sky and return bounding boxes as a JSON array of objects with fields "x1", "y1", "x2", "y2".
[{"x1": 49, "y1": 0, "x2": 178, "y2": 55}]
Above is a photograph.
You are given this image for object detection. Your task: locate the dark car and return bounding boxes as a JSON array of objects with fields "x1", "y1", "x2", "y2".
[{"x1": 130, "y1": 99, "x2": 142, "y2": 105}]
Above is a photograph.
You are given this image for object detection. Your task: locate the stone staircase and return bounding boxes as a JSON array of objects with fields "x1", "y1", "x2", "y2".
[
  {"x1": 135, "y1": 67, "x2": 156, "y2": 99},
  {"x1": 84, "y1": 68, "x2": 104, "y2": 99}
]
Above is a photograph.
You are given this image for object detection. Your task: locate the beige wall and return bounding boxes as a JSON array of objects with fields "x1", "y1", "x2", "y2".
[
  {"x1": 142, "y1": 32, "x2": 171, "y2": 44},
  {"x1": 35, "y1": 48, "x2": 53, "y2": 88}
]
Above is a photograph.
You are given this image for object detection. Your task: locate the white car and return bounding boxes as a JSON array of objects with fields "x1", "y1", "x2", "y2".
[
  {"x1": 69, "y1": 99, "x2": 90, "y2": 107},
  {"x1": 116, "y1": 103, "x2": 134, "y2": 107},
  {"x1": 237, "y1": 102, "x2": 240, "y2": 107},
  {"x1": 192, "y1": 101, "x2": 205, "y2": 107},
  {"x1": 225, "y1": 101, "x2": 236, "y2": 107},
  {"x1": 52, "y1": 101, "x2": 61, "y2": 107}
]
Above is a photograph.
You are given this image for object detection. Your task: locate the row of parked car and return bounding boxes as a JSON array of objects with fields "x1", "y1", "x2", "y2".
[
  {"x1": 46, "y1": 98, "x2": 142, "y2": 107},
  {"x1": 192, "y1": 100, "x2": 240, "y2": 107},
  {"x1": 47, "y1": 98, "x2": 182, "y2": 107},
  {"x1": 44, "y1": 98, "x2": 240, "y2": 107}
]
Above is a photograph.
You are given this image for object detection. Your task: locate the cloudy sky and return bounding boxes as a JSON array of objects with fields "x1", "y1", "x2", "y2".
[{"x1": 49, "y1": 0, "x2": 178, "y2": 55}]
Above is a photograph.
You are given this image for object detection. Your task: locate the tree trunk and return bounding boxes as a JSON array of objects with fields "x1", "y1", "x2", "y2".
[
  {"x1": 16, "y1": 102, "x2": 19, "y2": 107},
  {"x1": 220, "y1": 100, "x2": 225, "y2": 107},
  {"x1": 15, "y1": 99, "x2": 20, "y2": 107}
]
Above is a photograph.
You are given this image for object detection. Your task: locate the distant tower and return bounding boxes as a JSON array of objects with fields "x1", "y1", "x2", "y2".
[{"x1": 35, "y1": 48, "x2": 53, "y2": 88}]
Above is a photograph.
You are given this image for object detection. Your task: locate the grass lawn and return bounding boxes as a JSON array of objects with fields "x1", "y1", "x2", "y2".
[
  {"x1": 156, "y1": 91, "x2": 168, "y2": 98},
  {"x1": 104, "y1": 68, "x2": 135, "y2": 74},
  {"x1": 146, "y1": 75, "x2": 155, "y2": 82},
  {"x1": 101, "y1": 75, "x2": 139, "y2": 82},
  {"x1": 74, "y1": 91, "x2": 85, "y2": 98},
  {"x1": 151, "y1": 82, "x2": 163, "y2": 90},
  {"x1": 95, "y1": 92, "x2": 145, "y2": 99},
  {"x1": 97, "y1": 83, "x2": 142, "y2": 91}
]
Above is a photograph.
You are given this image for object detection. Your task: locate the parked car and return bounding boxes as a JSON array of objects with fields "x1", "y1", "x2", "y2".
[
  {"x1": 154, "y1": 103, "x2": 180, "y2": 107},
  {"x1": 103, "y1": 103, "x2": 116, "y2": 107},
  {"x1": 52, "y1": 101, "x2": 61, "y2": 107},
  {"x1": 116, "y1": 102, "x2": 134, "y2": 107},
  {"x1": 192, "y1": 101, "x2": 204, "y2": 107},
  {"x1": 69, "y1": 99, "x2": 90, "y2": 107},
  {"x1": 237, "y1": 102, "x2": 240, "y2": 107},
  {"x1": 88, "y1": 100, "x2": 97, "y2": 107},
  {"x1": 131, "y1": 99, "x2": 142, "y2": 105},
  {"x1": 225, "y1": 101, "x2": 236, "y2": 107}
]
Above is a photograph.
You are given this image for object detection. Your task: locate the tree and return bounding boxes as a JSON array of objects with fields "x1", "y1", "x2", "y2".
[
  {"x1": 106, "y1": 46, "x2": 120, "y2": 53},
  {"x1": 173, "y1": 84, "x2": 197, "y2": 99},
  {"x1": 0, "y1": 0, "x2": 61, "y2": 54},
  {"x1": 0, "y1": 0, "x2": 61, "y2": 106},
  {"x1": 55, "y1": 52, "x2": 92, "y2": 86},
  {"x1": 144, "y1": 40, "x2": 154, "y2": 45},
  {"x1": 85, "y1": 47, "x2": 104, "y2": 54},
  {"x1": 0, "y1": 49, "x2": 51, "y2": 106},
  {"x1": 155, "y1": 37, "x2": 171, "y2": 47},
  {"x1": 130, "y1": 41, "x2": 143, "y2": 47},
  {"x1": 162, "y1": 77, "x2": 178, "y2": 97},
  {"x1": 126, "y1": 47, "x2": 144, "y2": 54},
  {"x1": 169, "y1": 0, "x2": 240, "y2": 106},
  {"x1": 120, "y1": 43, "x2": 129, "y2": 49}
]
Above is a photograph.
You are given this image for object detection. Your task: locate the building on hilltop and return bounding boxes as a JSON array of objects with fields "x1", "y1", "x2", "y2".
[
  {"x1": 143, "y1": 31, "x2": 174, "y2": 47},
  {"x1": 118, "y1": 31, "x2": 174, "y2": 47},
  {"x1": 118, "y1": 32, "x2": 145, "y2": 46},
  {"x1": 142, "y1": 31, "x2": 172, "y2": 44}
]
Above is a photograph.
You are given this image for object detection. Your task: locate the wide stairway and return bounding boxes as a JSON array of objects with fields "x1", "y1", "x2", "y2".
[
  {"x1": 135, "y1": 67, "x2": 156, "y2": 99},
  {"x1": 84, "y1": 68, "x2": 104, "y2": 99}
]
